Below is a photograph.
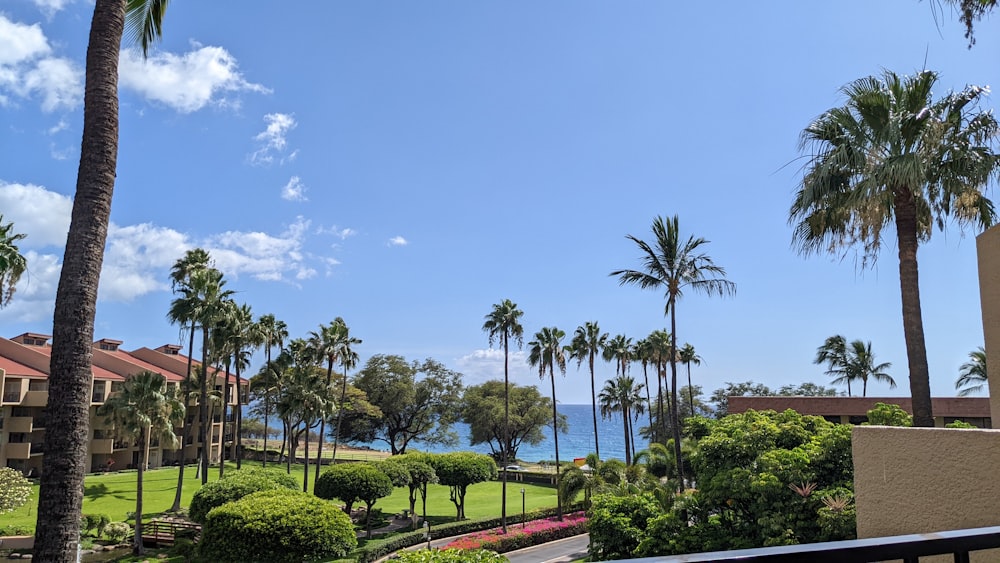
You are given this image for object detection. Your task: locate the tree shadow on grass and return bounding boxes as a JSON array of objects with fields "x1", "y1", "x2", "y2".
[{"x1": 84, "y1": 483, "x2": 108, "y2": 500}]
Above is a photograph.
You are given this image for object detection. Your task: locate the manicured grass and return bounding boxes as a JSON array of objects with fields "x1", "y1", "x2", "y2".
[{"x1": 3, "y1": 461, "x2": 558, "y2": 534}]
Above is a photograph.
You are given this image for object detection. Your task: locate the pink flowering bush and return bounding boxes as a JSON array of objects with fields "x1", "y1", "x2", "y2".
[{"x1": 443, "y1": 512, "x2": 587, "y2": 553}]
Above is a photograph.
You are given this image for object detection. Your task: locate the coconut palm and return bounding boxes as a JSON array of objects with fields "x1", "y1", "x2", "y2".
[
  {"x1": 599, "y1": 375, "x2": 645, "y2": 465},
  {"x1": 36, "y1": 2, "x2": 171, "y2": 556},
  {"x1": 957, "y1": 346, "x2": 988, "y2": 396},
  {"x1": 482, "y1": 299, "x2": 524, "y2": 534},
  {"x1": 846, "y1": 339, "x2": 895, "y2": 397},
  {"x1": 166, "y1": 249, "x2": 212, "y2": 511},
  {"x1": 568, "y1": 322, "x2": 607, "y2": 464},
  {"x1": 215, "y1": 302, "x2": 257, "y2": 472},
  {"x1": 528, "y1": 326, "x2": 567, "y2": 521},
  {"x1": 0, "y1": 216, "x2": 27, "y2": 308},
  {"x1": 645, "y1": 330, "x2": 673, "y2": 443},
  {"x1": 790, "y1": 69, "x2": 1000, "y2": 426},
  {"x1": 330, "y1": 323, "x2": 361, "y2": 469},
  {"x1": 815, "y1": 335, "x2": 852, "y2": 395},
  {"x1": 633, "y1": 338, "x2": 655, "y2": 443},
  {"x1": 612, "y1": 214, "x2": 735, "y2": 489},
  {"x1": 308, "y1": 317, "x2": 349, "y2": 491},
  {"x1": 678, "y1": 344, "x2": 701, "y2": 417},
  {"x1": 257, "y1": 313, "x2": 288, "y2": 467},
  {"x1": 98, "y1": 370, "x2": 183, "y2": 555}
]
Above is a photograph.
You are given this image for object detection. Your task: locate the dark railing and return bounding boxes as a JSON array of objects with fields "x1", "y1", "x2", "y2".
[
  {"x1": 92, "y1": 392, "x2": 105, "y2": 403},
  {"x1": 2, "y1": 392, "x2": 20, "y2": 402},
  {"x1": 635, "y1": 526, "x2": 1000, "y2": 563},
  {"x1": 29, "y1": 442, "x2": 44, "y2": 454}
]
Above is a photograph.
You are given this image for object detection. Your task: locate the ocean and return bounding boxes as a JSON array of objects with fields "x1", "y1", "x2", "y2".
[{"x1": 356, "y1": 403, "x2": 633, "y2": 462}]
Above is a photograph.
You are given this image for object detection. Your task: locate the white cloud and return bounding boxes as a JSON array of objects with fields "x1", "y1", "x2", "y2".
[
  {"x1": 281, "y1": 176, "x2": 307, "y2": 202},
  {"x1": 388, "y1": 236, "x2": 408, "y2": 247},
  {"x1": 119, "y1": 42, "x2": 269, "y2": 113},
  {"x1": 0, "y1": 181, "x2": 72, "y2": 247},
  {"x1": 47, "y1": 119, "x2": 68, "y2": 135},
  {"x1": 249, "y1": 113, "x2": 297, "y2": 165},
  {"x1": 207, "y1": 216, "x2": 313, "y2": 282},
  {"x1": 31, "y1": 0, "x2": 72, "y2": 18},
  {"x1": 317, "y1": 225, "x2": 356, "y2": 239},
  {"x1": 455, "y1": 348, "x2": 532, "y2": 386},
  {"x1": 0, "y1": 14, "x2": 82, "y2": 112}
]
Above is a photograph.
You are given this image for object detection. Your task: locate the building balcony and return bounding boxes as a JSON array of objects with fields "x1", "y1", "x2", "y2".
[
  {"x1": 21, "y1": 390, "x2": 48, "y2": 407},
  {"x1": 91, "y1": 392, "x2": 105, "y2": 404},
  {"x1": 113, "y1": 440, "x2": 131, "y2": 450},
  {"x1": 6, "y1": 416, "x2": 33, "y2": 433},
  {"x1": 2, "y1": 391, "x2": 21, "y2": 403},
  {"x1": 29, "y1": 442, "x2": 44, "y2": 455},
  {"x1": 3, "y1": 442, "x2": 30, "y2": 459},
  {"x1": 90, "y1": 438, "x2": 114, "y2": 454}
]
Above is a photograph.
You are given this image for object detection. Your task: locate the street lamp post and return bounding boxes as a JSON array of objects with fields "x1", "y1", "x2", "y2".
[
  {"x1": 424, "y1": 520, "x2": 431, "y2": 549},
  {"x1": 520, "y1": 488, "x2": 526, "y2": 529}
]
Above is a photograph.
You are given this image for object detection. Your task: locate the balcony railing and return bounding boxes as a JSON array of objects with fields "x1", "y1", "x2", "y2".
[
  {"x1": 640, "y1": 525, "x2": 1000, "y2": 562},
  {"x1": 2, "y1": 391, "x2": 20, "y2": 402},
  {"x1": 91, "y1": 392, "x2": 105, "y2": 403}
]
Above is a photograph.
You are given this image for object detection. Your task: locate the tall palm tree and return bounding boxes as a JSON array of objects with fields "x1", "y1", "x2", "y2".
[
  {"x1": 678, "y1": 344, "x2": 701, "y2": 418},
  {"x1": 98, "y1": 370, "x2": 183, "y2": 556},
  {"x1": 217, "y1": 302, "x2": 257, "y2": 472},
  {"x1": 330, "y1": 324, "x2": 361, "y2": 468},
  {"x1": 815, "y1": 335, "x2": 851, "y2": 396},
  {"x1": 612, "y1": 214, "x2": 735, "y2": 489},
  {"x1": 568, "y1": 322, "x2": 607, "y2": 466},
  {"x1": 790, "y1": 69, "x2": 1000, "y2": 427},
  {"x1": 482, "y1": 299, "x2": 524, "y2": 534},
  {"x1": 846, "y1": 339, "x2": 895, "y2": 397},
  {"x1": 308, "y1": 318, "x2": 348, "y2": 491},
  {"x1": 210, "y1": 299, "x2": 238, "y2": 479},
  {"x1": 957, "y1": 346, "x2": 988, "y2": 396},
  {"x1": 646, "y1": 330, "x2": 672, "y2": 443},
  {"x1": 36, "y1": 3, "x2": 170, "y2": 557},
  {"x1": 0, "y1": 216, "x2": 27, "y2": 308},
  {"x1": 166, "y1": 249, "x2": 211, "y2": 511},
  {"x1": 598, "y1": 375, "x2": 645, "y2": 465},
  {"x1": 633, "y1": 338, "x2": 655, "y2": 443},
  {"x1": 528, "y1": 326, "x2": 567, "y2": 521},
  {"x1": 257, "y1": 313, "x2": 288, "y2": 467}
]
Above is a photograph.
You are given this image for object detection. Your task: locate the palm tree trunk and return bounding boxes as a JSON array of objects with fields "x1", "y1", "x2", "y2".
[
  {"x1": 642, "y1": 363, "x2": 653, "y2": 444},
  {"x1": 669, "y1": 305, "x2": 685, "y2": 490},
  {"x1": 35, "y1": 2, "x2": 123, "y2": 559},
  {"x1": 303, "y1": 421, "x2": 310, "y2": 492},
  {"x1": 549, "y1": 365, "x2": 562, "y2": 521},
  {"x1": 894, "y1": 188, "x2": 934, "y2": 427},
  {"x1": 172, "y1": 323, "x2": 196, "y2": 512},
  {"x1": 686, "y1": 363, "x2": 695, "y2": 417},
  {"x1": 220, "y1": 358, "x2": 231, "y2": 479},
  {"x1": 263, "y1": 346, "x2": 271, "y2": 468},
  {"x1": 622, "y1": 408, "x2": 631, "y2": 465},
  {"x1": 589, "y1": 351, "x2": 601, "y2": 462},
  {"x1": 134, "y1": 427, "x2": 146, "y2": 556},
  {"x1": 863, "y1": 377, "x2": 868, "y2": 398},
  {"x1": 332, "y1": 367, "x2": 349, "y2": 465},
  {"x1": 501, "y1": 335, "x2": 509, "y2": 534},
  {"x1": 847, "y1": 379, "x2": 852, "y2": 397},
  {"x1": 235, "y1": 361, "x2": 243, "y2": 470},
  {"x1": 199, "y1": 331, "x2": 210, "y2": 484},
  {"x1": 284, "y1": 420, "x2": 292, "y2": 474},
  {"x1": 314, "y1": 358, "x2": 334, "y2": 493},
  {"x1": 656, "y1": 364, "x2": 665, "y2": 444}
]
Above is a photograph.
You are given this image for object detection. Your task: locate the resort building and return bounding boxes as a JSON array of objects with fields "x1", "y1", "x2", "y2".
[
  {"x1": 0, "y1": 333, "x2": 248, "y2": 476},
  {"x1": 728, "y1": 395, "x2": 991, "y2": 428}
]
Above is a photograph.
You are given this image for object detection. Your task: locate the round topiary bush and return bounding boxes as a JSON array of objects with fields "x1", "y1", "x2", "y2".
[
  {"x1": 189, "y1": 467, "x2": 299, "y2": 523},
  {"x1": 200, "y1": 489, "x2": 356, "y2": 563}
]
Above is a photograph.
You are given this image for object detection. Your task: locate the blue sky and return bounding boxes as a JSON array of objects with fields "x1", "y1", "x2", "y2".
[{"x1": 1, "y1": 0, "x2": 998, "y2": 404}]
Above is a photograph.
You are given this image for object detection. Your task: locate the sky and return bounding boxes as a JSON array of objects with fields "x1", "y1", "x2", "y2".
[{"x1": 1, "y1": 0, "x2": 999, "y2": 405}]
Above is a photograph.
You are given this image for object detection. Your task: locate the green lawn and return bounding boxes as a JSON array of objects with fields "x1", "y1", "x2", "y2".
[{"x1": 4, "y1": 461, "x2": 557, "y2": 534}]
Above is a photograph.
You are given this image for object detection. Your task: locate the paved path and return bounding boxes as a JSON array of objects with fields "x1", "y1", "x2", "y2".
[{"x1": 504, "y1": 533, "x2": 589, "y2": 563}]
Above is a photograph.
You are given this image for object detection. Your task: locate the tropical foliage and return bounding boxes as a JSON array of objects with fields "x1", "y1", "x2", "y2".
[
  {"x1": 815, "y1": 336, "x2": 895, "y2": 396},
  {"x1": 461, "y1": 380, "x2": 567, "y2": 465},
  {"x1": 0, "y1": 467, "x2": 31, "y2": 515},
  {"x1": 528, "y1": 326, "x2": 568, "y2": 520},
  {"x1": 956, "y1": 346, "x2": 988, "y2": 396},
  {"x1": 0, "y1": 216, "x2": 27, "y2": 308}
]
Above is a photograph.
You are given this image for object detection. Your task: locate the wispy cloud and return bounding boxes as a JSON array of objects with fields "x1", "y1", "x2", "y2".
[
  {"x1": 0, "y1": 14, "x2": 82, "y2": 112},
  {"x1": 388, "y1": 236, "x2": 408, "y2": 247},
  {"x1": 281, "y1": 176, "x2": 307, "y2": 202},
  {"x1": 250, "y1": 113, "x2": 297, "y2": 166},
  {"x1": 119, "y1": 41, "x2": 269, "y2": 114},
  {"x1": 31, "y1": 0, "x2": 72, "y2": 18}
]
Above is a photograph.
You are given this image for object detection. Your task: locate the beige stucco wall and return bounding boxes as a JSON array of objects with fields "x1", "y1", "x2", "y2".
[{"x1": 853, "y1": 425, "x2": 1000, "y2": 561}]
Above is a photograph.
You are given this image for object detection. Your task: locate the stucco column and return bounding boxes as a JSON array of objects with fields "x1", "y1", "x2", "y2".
[{"x1": 976, "y1": 224, "x2": 1000, "y2": 422}]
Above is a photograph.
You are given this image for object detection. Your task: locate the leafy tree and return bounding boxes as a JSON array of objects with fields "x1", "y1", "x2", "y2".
[
  {"x1": 316, "y1": 462, "x2": 394, "y2": 538},
  {"x1": 98, "y1": 370, "x2": 183, "y2": 555},
  {"x1": 342, "y1": 355, "x2": 463, "y2": 454},
  {"x1": 0, "y1": 467, "x2": 31, "y2": 515},
  {"x1": 613, "y1": 215, "x2": 736, "y2": 489},
  {"x1": 528, "y1": 326, "x2": 568, "y2": 520},
  {"x1": 791, "y1": 69, "x2": 1000, "y2": 427},
  {"x1": 956, "y1": 346, "x2": 988, "y2": 396},
  {"x1": 481, "y1": 299, "x2": 524, "y2": 534},
  {"x1": 709, "y1": 381, "x2": 773, "y2": 418},
  {"x1": 461, "y1": 380, "x2": 568, "y2": 464},
  {"x1": 568, "y1": 321, "x2": 608, "y2": 463},
  {"x1": 429, "y1": 452, "x2": 497, "y2": 520},
  {"x1": 381, "y1": 455, "x2": 437, "y2": 527},
  {"x1": 256, "y1": 313, "x2": 288, "y2": 468},
  {"x1": 588, "y1": 493, "x2": 661, "y2": 560},
  {"x1": 864, "y1": 402, "x2": 913, "y2": 427},
  {"x1": 776, "y1": 382, "x2": 839, "y2": 397},
  {"x1": 0, "y1": 215, "x2": 27, "y2": 308},
  {"x1": 599, "y1": 375, "x2": 645, "y2": 465}
]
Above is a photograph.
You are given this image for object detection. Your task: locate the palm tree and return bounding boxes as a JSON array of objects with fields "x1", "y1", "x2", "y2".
[
  {"x1": 308, "y1": 318, "x2": 348, "y2": 491},
  {"x1": 330, "y1": 323, "x2": 361, "y2": 468},
  {"x1": 633, "y1": 338, "x2": 655, "y2": 443},
  {"x1": 612, "y1": 214, "x2": 735, "y2": 489},
  {"x1": 790, "y1": 70, "x2": 1000, "y2": 427},
  {"x1": 528, "y1": 326, "x2": 567, "y2": 521},
  {"x1": 646, "y1": 330, "x2": 672, "y2": 443},
  {"x1": 0, "y1": 216, "x2": 27, "y2": 308},
  {"x1": 815, "y1": 335, "x2": 851, "y2": 395},
  {"x1": 98, "y1": 370, "x2": 183, "y2": 556},
  {"x1": 957, "y1": 346, "x2": 988, "y2": 396},
  {"x1": 36, "y1": 3, "x2": 170, "y2": 556},
  {"x1": 568, "y1": 322, "x2": 607, "y2": 466},
  {"x1": 217, "y1": 303, "x2": 257, "y2": 472},
  {"x1": 482, "y1": 299, "x2": 524, "y2": 534},
  {"x1": 678, "y1": 344, "x2": 701, "y2": 417},
  {"x1": 846, "y1": 340, "x2": 895, "y2": 397},
  {"x1": 257, "y1": 313, "x2": 288, "y2": 467},
  {"x1": 166, "y1": 249, "x2": 211, "y2": 511},
  {"x1": 598, "y1": 375, "x2": 645, "y2": 465}
]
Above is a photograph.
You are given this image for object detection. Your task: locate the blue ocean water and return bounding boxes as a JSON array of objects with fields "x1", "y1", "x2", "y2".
[{"x1": 357, "y1": 403, "x2": 635, "y2": 462}]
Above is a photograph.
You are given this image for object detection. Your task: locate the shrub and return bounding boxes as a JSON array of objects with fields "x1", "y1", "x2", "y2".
[
  {"x1": 0, "y1": 467, "x2": 32, "y2": 515},
  {"x1": 96, "y1": 514, "x2": 110, "y2": 538},
  {"x1": 200, "y1": 489, "x2": 357, "y2": 562},
  {"x1": 444, "y1": 512, "x2": 587, "y2": 552},
  {"x1": 104, "y1": 522, "x2": 130, "y2": 543},
  {"x1": 189, "y1": 467, "x2": 298, "y2": 523},
  {"x1": 394, "y1": 548, "x2": 508, "y2": 562}
]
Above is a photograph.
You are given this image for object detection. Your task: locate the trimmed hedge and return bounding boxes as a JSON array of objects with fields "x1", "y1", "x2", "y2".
[
  {"x1": 189, "y1": 467, "x2": 298, "y2": 523},
  {"x1": 394, "y1": 548, "x2": 508, "y2": 562},
  {"x1": 351, "y1": 502, "x2": 584, "y2": 563},
  {"x1": 200, "y1": 489, "x2": 356, "y2": 562}
]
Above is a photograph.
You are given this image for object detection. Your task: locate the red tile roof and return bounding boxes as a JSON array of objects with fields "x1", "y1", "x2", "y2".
[
  {"x1": 0, "y1": 355, "x2": 47, "y2": 378},
  {"x1": 28, "y1": 345, "x2": 124, "y2": 381}
]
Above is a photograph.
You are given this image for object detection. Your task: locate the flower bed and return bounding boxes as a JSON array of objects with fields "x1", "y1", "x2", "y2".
[{"x1": 443, "y1": 512, "x2": 587, "y2": 553}]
